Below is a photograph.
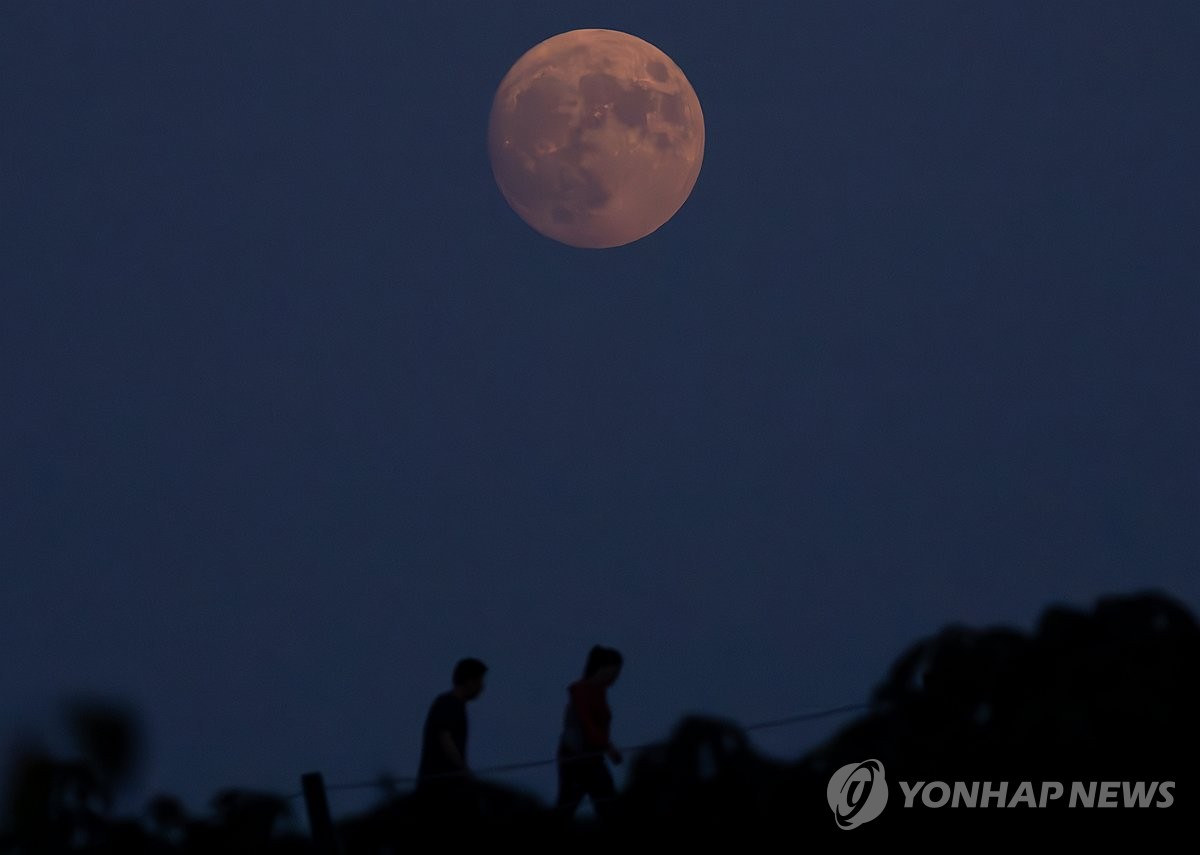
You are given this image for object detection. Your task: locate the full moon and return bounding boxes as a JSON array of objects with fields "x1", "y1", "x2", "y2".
[{"x1": 488, "y1": 29, "x2": 705, "y2": 249}]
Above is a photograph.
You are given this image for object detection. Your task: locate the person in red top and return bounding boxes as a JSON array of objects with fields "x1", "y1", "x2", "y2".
[{"x1": 556, "y1": 645, "x2": 624, "y2": 819}]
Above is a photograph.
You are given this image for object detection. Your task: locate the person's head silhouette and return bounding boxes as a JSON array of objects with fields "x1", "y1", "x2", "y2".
[
  {"x1": 452, "y1": 657, "x2": 488, "y2": 701},
  {"x1": 582, "y1": 645, "x2": 623, "y2": 687}
]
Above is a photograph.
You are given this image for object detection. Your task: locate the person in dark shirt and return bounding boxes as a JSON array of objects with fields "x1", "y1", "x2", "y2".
[
  {"x1": 417, "y1": 657, "x2": 487, "y2": 792},
  {"x1": 557, "y1": 645, "x2": 624, "y2": 819}
]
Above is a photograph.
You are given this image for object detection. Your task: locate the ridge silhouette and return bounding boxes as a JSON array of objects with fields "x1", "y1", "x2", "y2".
[{"x1": 3, "y1": 589, "x2": 1196, "y2": 850}]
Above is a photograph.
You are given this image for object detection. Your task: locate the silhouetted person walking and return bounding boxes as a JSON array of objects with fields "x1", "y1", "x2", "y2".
[
  {"x1": 417, "y1": 658, "x2": 487, "y2": 797},
  {"x1": 557, "y1": 646, "x2": 623, "y2": 819}
]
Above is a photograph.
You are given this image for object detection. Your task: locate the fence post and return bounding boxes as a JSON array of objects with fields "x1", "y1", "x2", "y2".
[{"x1": 301, "y1": 771, "x2": 338, "y2": 853}]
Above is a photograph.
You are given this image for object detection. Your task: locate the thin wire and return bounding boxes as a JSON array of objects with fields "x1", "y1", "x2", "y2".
[
  {"x1": 743, "y1": 702, "x2": 870, "y2": 732},
  {"x1": 290, "y1": 700, "x2": 870, "y2": 800}
]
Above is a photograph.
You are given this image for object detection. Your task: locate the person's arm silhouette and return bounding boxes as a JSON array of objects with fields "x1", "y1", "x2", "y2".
[{"x1": 437, "y1": 730, "x2": 467, "y2": 772}]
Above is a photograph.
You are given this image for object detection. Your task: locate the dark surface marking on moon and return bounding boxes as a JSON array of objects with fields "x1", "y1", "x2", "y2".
[
  {"x1": 614, "y1": 84, "x2": 655, "y2": 129},
  {"x1": 553, "y1": 150, "x2": 610, "y2": 215},
  {"x1": 646, "y1": 61, "x2": 668, "y2": 82},
  {"x1": 559, "y1": 134, "x2": 609, "y2": 212},
  {"x1": 659, "y1": 92, "x2": 685, "y2": 126},
  {"x1": 579, "y1": 73, "x2": 656, "y2": 130},
  {"x1": 512, "y1": 81, "x2": 573, "y2": 152},
  {"x1": 577, "y1": 165, "x2": 610, "y2": 210}
]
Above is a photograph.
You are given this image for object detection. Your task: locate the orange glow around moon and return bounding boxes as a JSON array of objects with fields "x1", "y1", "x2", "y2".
[{"x1": 488, "y1": 29, "x2": 705, "y2": 249}]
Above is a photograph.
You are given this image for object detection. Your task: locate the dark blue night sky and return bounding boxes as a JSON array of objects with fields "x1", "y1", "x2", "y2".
[{"x1": 2, "y1": 1, "x2": 1197, "y2": 815}]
